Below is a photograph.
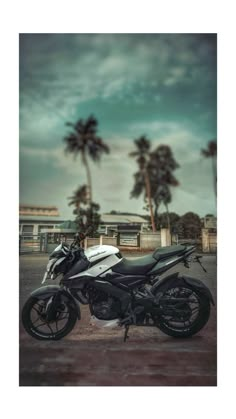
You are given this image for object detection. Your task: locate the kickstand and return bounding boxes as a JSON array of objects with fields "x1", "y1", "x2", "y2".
[{"x1": 124, "y1": 325, "x2": 130, "y2": 342}]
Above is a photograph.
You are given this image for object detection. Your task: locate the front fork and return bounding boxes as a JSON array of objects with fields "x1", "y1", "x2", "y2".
[{"x1": 45, "y1": 293, "x2": 62, "y2": 321}]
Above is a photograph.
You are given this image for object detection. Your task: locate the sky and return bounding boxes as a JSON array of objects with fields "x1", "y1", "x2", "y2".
[{"x1": 19, "y1": 33, "x2": 217, "y2": 219}]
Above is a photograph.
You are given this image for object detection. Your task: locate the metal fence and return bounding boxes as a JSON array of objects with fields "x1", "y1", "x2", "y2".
[
  {"x1": 19, "y1": 231, "x2": 216, "y2": 254},
  {"x1": 19, "y1": 233, "x2": 74, "y2": 254},
  {"x1": 19, "y1": 234, "x2": 46, "y2": 253}
]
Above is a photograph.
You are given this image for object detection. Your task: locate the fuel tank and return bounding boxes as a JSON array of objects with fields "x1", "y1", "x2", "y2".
[{"x1": 84, "y1": 245, "x2": 120, "y2": 263}]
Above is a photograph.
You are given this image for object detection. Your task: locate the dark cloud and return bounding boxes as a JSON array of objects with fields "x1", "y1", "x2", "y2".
[{"x1": 19, "y1": 34, "x2": 217, "y2": 217}]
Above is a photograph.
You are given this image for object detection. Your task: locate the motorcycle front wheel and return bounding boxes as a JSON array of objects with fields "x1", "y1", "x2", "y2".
[
  {"x1": 154, "y1": 284, "x2": 211, "y2": 338},
  {"x1": 22, "y1": 296, "x2": 77, "y2": 340}
]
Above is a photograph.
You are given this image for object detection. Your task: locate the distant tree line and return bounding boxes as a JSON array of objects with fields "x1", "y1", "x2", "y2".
[{"x1": 107, "y1": 210, "x2": 205, "y2": 239}]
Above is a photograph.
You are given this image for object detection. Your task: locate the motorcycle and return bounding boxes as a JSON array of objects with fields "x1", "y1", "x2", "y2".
[{"x1": 22, "y1": 228, "x2": 214, "y2": 342}]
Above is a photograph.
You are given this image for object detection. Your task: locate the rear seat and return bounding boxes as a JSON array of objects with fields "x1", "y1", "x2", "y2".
[{"x1": 153, "y1": 245, "x2": 186, "y2": 261}]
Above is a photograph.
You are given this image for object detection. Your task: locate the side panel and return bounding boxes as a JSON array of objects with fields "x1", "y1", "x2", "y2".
[
  {"x1": 107, "y1": 274, "x2": 148, "y2": 289},
  {"x1": 69, "y1": 254, "x2": 121, "y2": 279},
  {"x1": 148, "y1": 256, "x2": 185, "y2": 275},
  {"x1": 85, "y1": 245, "x2": 120, "y2": 263},
  {"x1": 63, "y1": 258, "x2": 90, "y2": 281},
  {"x1": 148, "y1": 248, "x2": 196, "y2": 275}
]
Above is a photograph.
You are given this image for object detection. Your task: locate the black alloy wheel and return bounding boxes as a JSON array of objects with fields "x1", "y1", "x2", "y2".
[
  {"x1": 22, "y1": 296, "x2": 77, "y2": 340},
  {"x1": 154, "y1": 285, "x2": 211, "y2": 338}
]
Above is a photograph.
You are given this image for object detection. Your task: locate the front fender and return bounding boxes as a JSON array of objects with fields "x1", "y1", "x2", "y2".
[
  {"x1": 151, "y1": 272, "x2": 215, "y2": 305},
  {"x1": 31, "y1": 285, "x2": 61, "y2": 299},
  {"x1": 31, "y1": 285, "x2": 81, "y2": 319}
]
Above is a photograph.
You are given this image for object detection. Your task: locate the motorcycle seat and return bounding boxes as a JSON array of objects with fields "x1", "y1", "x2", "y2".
[
  {"x1": 112, "y1": 245, "x2": 188, "y2": 276},
  {"x1": 153, "y1": 245, "x2": 186, "y2": 261},
  {"x1": 112, "y1": 254, "x2": 157, "y2": 275}
]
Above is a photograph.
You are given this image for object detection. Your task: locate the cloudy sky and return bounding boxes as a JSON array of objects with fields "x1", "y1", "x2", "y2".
[{"x1": 20, "y1": 34, "x2": 217, "y2": 218}]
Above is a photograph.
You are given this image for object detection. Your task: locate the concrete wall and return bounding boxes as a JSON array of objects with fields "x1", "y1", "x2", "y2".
[
  {"x1": 202, "y1": 229, "x2": 217, "y2": 253},
  {"x1": 85, "y1": 232, "x2": 166, "y2": 250},
  {"x1": 86, "y1": 236, "x2": 117, "y2": 247},
  {"x1": 140, "y1": 232, "x2": 161, "y2": 249},
  {"x1": 83, "y1": 233, "x2": 163, "y2": 250},
  {"x1": 100, "y1": 236, "x2": 117, "y2": 246},
  {"x1": 85, "y1": 238, "x2": 100, "y2": 248}
]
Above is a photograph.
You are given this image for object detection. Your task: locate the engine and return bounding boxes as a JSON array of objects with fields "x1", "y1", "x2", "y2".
[{"x1": 88, "y1": 289, "x2": 121, "y2": 320}]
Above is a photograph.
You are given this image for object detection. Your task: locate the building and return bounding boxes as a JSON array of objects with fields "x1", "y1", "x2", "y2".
[
  {"x1": 98, "y1": 214, "x2": 149, "y2": 236},
  {"x1": 20, "y1": 204, "x2": 59, "y2": 217},
  {"x1": 19, "y1": 204, "x2": 65, "y2": 236},
  {"x1": 19, "y1": 205, "x2": 149, "y2": 237}
]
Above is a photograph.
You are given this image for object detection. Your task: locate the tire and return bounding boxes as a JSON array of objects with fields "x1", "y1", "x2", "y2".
[
  {"x1": 22, "y1": 296, "x2": 77, "y2": 341},
  {"x1": 154, "y1": 285, "x2": 211, "y2": 338}
]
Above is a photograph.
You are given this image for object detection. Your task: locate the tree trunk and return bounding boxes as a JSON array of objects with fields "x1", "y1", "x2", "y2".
[
  {"x1": 144, "y1": 170, "x2": 156, "y2": 232},
  {"x1": 82, "y1": 152, "x2": 92, "y2": 204},
  {"x1": 154, "y1": 201, "x2": 160, "y2": 230},
  {"x1": 165, "y1": 203, "x2": 170, "y2": 230}
]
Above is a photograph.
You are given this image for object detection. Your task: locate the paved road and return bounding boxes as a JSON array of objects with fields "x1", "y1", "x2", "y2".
[{"x1": 19, "y1": 253, "x2": 217, "y2": 386}]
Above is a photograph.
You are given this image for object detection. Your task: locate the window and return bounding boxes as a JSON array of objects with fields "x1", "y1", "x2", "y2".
[
  {"x1": 22, "y1": 225, "x2": 34, "y2": 233},
  {"x1": 22, "y1": 225, "x2": 34, "y2": 239}
]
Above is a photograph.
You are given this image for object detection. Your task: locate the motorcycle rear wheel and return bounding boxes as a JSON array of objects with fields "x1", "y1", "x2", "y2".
[
  {"x1": 22, "y1": 296, "x2": 77, "y2": 340},
  {"x1": 155, "y1": 285, "x2": 211, "y2": 338}
]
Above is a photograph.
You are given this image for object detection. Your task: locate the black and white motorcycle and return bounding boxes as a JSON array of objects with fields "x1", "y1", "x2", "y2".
[{"x1": 22, "y1": 229, "x2": 214, "y2": 341}]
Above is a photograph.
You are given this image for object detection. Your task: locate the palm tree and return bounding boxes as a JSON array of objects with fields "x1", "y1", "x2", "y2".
[
  {"x1": 152, "y1": 184, "x2": 171, "y2": 229},
  {"x1": 149, "y1": 145, "x2": 179, "y2": 229},
  {"x1": 129, "y1": 136, "x2": 156, "y2": 232},
  {"x1": 68, "y1": 184, "x2": 88, "y2": 215},
  {"x1": 201, "y1": 140, "x2": 217, "y2": 197},
  {"x1": 64, "y1": 115, "x2": 110, "y2": 204},
  {"x1": 75, "y1": 202, "x2": 101, "y2": 236}
]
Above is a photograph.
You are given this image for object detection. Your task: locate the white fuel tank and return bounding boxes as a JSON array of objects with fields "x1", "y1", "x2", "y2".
[{"x1": 84, "y1": 245, "x2": 120, "y2": 263}]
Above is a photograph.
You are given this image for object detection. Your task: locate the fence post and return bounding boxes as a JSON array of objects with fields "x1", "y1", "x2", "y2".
[
  {"x1": 40, "y1": 234, "x2": 42, "y2": 252},
  {"x1": 44, "y1": 233, "x2": 48, "y2": 253},
  {"x1": 117, "y1": 232, "x2": 120, "y2": 246},
  {"x1": 137, "y1": 233, "x2": 141, "y2": 248},
  {"x1": 202, "y1": 228, "x2": 210, "y2": 252},
  {"x1": 161, "y1": 228, "x2": 171, "y2": 247},
  {"x1": 100, "y1": 235, "x2": 103, "y2": 245}
]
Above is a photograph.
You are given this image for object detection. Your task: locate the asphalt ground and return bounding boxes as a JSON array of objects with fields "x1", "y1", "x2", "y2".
[{"x1": 19, "y1": 252, "x2": 217, "y2": 386}]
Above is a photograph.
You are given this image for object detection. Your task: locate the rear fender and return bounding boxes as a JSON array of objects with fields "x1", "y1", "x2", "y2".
[
  {"x1": 151, "y1": 272, "x2": 215, "y2": 305},
  {"x1": 31, "y1": 285, "x2": 81, "y2": 319}
]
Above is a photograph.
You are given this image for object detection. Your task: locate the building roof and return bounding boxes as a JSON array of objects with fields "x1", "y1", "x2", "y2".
[
  {"x1": 19, "y1": 214, "x2": 148, "y2": 224},
  {"x1": 19, "y1": 215, "x2": 66, "y2": 222},
  {"x1": 20, "y1": 204, "x2": 58, "y2": 209},
  {"x1": 100, "y1": 214, "x2": 148, "y2": 224}
]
